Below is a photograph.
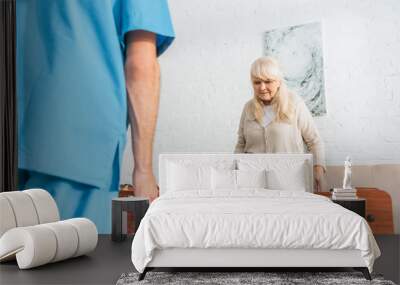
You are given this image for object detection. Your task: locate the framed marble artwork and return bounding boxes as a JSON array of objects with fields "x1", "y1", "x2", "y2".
[{"x1": 264, "y1": 22, "x2": 327, "y2": 116}]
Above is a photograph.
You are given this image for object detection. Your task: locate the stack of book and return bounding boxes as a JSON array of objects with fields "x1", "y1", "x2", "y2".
[{"x1": 332, "y1": 188, "x2": 358, "y2": 200}]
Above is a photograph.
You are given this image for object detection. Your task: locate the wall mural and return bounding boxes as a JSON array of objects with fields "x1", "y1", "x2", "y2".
[{"x1": 264, "y1": 22, "x2": 327, "y2": 116}]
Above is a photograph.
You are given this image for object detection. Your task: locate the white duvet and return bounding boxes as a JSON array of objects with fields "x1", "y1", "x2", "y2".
[{"x1": 131, "y1": 190, "x2": 380, "y2": 273}]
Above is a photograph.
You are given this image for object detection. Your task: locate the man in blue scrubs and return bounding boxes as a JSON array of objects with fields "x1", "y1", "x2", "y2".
[{"x1": 17, "y1": 0, "x2": 175, "y2": 233}]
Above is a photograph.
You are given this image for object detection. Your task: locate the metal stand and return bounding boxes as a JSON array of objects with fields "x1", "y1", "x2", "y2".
[
  {"x1": 138, "y1": 267, "x2": 152, "y2": 281},
  {"x1": 354, "y1": 267, "x2": 372, "y2": 280}
]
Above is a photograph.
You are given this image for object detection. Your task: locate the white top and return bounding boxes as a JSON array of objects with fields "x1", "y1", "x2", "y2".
[{"x1": 262, "y1": 105, "x2": 275, "y2": 127}]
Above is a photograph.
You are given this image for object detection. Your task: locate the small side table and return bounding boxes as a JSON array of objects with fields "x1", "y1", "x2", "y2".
[
  {"x1": 332, "y1": 198, "x2": 366, "y2": 218},
  {"x1": 112, "y1": 197, "x2": 149, "y2": 242}
]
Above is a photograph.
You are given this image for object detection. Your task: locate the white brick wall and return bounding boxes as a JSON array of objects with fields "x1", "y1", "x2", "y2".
[{"x1": 121, "y1": 0, "x2": 400, "y2": 182}]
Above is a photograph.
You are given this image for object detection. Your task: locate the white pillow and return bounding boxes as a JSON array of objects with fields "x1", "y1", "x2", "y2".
[
  {"x1": 211, "y1": 168, "x2": 237, "y2": 190},
  {"x1": 266, "y1": 166, "x2": 306, "y2": 191},
  {"x1": 237, "y1": 159, "x2": 308, "y2": 191},
  {"x1": 237, "y1": 169, "x2": 267, "y2": 189},
  {"x1": 167, "y1": 162, "x2": 211, "y2": 191}
]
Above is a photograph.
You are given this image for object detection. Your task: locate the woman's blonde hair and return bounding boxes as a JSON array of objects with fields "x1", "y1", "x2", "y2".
[{"x1": 250, "y1": 56, "x2": 295, "y2": 124}]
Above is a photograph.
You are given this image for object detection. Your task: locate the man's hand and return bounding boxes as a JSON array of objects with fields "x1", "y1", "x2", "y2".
[
  {"x1": 132, "y1": 169, "x2": 159, "y2": 202},
  {"x1": 313, "y1": 165, "x2": 325, "y2": 193},
  {"x1": 124, "y1": 30, "x2": 160, "y2": 203}
]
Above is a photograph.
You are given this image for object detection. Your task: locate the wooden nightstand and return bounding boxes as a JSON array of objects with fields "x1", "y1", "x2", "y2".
[
  {"x1": 316, "y1": 188, "x2": 394, "y2": 234},
  {"x1": 332, "y1": 198, "x2": 366, "y2": 218}
]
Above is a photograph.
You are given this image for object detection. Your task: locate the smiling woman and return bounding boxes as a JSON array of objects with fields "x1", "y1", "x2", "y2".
[{"x1": 234, "y1": 56, "x2": 326, "y2": 192}]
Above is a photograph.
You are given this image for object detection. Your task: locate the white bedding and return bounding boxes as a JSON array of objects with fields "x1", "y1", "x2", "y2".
[{"x1": 131, "y1": 190, "x2": 380, "y2": 273}]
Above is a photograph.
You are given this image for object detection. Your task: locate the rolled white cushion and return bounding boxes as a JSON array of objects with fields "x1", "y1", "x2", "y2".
[
  {"x1": 0, "y1": 226, "x2": 57, "y2": 269},
  {"x1": 0, "y1": 192, "x2": 39, "y2": 227},
  {"x1": 23, "y1": 189, "x2": 60, "y2": 223},
  {"x1": 63, "y1": 218, "x2": 98, "y2": 257},
  {"x1": 42, "y1": 222, "x2": 79, "y2": 262},
  {"x1": 0, "y1": 218, "x2": 97, "y2": 269},
  {"x1": 0, "y1": 196, "x2": 17, "y2": 237},
  {"x1": 0, "y1": 189, "x2": 98, "y2": 269}
]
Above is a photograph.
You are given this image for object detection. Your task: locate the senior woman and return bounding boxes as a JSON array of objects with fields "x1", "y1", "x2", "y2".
[{"x1": 234, "y1": 56, "x2": 325, "y2": 192}]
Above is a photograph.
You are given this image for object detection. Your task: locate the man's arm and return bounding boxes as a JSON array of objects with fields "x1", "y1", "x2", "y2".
[{"x1": 124, "y1": 30, "x2": 160, "y2": 201}]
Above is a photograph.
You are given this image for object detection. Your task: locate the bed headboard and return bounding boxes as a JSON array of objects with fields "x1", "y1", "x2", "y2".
[{"x1": 159, "y1": 153, "x2": 314, "y2": 195}]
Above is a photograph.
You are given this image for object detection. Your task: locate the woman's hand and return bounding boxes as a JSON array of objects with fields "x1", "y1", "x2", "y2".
[{"x1": 313, "y1": 165, "x2": 325, "y2": 193}]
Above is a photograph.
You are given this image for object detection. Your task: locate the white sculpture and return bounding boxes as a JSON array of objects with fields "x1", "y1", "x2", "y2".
[{"x1": 342, "y1": 156, "x2": 352, "y2": 190}]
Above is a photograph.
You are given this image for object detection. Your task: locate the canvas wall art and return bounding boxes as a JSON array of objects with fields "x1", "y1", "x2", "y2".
[{"x1": 264, "y1": 22, "x2": 327, "y2": 116}]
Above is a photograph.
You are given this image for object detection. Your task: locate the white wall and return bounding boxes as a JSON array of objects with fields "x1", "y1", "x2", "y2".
[{"x1": 121, "y1": 0, "x2": 400, "y2": 183}]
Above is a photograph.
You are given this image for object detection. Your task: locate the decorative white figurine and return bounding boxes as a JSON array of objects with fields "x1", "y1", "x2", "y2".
[{"x1": 342, "y1": 156, "x2": 352, "y2": 190}]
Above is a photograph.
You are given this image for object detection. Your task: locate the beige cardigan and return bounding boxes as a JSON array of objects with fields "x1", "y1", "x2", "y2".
[{"x1": 234, "y1": 95, "x2": 326, "y2": 168}]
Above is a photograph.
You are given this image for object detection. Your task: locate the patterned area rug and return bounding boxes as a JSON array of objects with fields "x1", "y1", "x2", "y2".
[{"x1": 116, "y1": 271, "x2": 396, "y2": 285}]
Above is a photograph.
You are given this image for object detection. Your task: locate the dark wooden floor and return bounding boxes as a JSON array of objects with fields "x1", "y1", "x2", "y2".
[{"x1": 0, "y1": 235, "x2": 398, "y2": 285}]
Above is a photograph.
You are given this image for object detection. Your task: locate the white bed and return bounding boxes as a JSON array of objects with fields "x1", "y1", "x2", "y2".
[{"x1": 131, "y1": 153, "x2": 380, "y2": 280}]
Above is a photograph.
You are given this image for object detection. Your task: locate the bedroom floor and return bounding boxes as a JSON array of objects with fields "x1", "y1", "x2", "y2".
[{"x1": 0, "y1": 235, "x2": 398, "y2": 285}]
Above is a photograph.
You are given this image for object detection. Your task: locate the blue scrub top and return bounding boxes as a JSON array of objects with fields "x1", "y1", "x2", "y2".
[{"x1": 17, "y1": 0, "x2": 175, "y2": 189}]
